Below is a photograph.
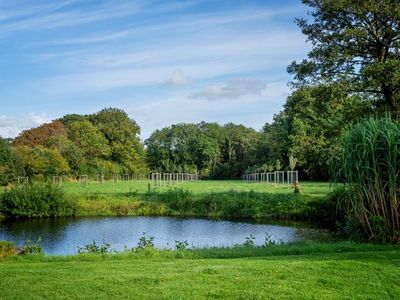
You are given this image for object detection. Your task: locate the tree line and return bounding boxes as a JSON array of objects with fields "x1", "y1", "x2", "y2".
[
  {"x1": 0, "y1": 108, "x2": 145, "y2": 184},
  {"x1": 1, "y1": 0, "x2": 400, "y2": 184}
]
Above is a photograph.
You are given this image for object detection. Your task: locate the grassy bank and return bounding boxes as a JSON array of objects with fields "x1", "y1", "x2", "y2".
[
  {"x1": 68, "y1": 180, "x2": 333, "y2": 222},
  {"x1": 0, "y1": 241, "x2": 399, "y2": 299},
  {"x1": 0, "y1": 181, "x2": 335, "y2": 224}
]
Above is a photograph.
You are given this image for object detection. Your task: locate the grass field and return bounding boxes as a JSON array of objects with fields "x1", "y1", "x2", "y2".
[
  {"x1": 63, "y1": 180, "x2": 331, "y2": 198},
  {"x1": 0, "y1": 242, "x2": 399, "y2": 299},
  {"x1": 58, "y1": 180, "x2": 335, "y2": 221}
]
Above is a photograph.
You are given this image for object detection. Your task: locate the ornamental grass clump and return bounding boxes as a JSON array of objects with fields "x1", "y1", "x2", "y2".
[{"x1": 335, "y1": 116, "x2": 400, "y2": 242}]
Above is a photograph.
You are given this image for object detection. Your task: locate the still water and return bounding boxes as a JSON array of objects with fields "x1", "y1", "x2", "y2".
[{"x1": 0, "y1": 216, "x2": 328, "y2": 255}]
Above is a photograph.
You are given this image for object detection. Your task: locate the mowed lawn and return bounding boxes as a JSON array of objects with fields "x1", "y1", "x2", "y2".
[
  {"x1": 63, "y1": 180, "x2": 330, "y2": 198},
  {"x1": 0, "y1": 248, "x2": 399, "y2": 299}
]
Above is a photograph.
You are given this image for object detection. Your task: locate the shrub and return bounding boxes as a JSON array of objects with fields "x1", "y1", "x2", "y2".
[
  {"x1": 23, "y1": 238, "x2": 44, "y2": 255},
  {"x1": 221, "y1": 192, "x2": 260, "y2": 218},
  {"x1": 137, "y1": 232, "x2": 155, "y2": 249},
  {"x1": 158, "y1": 188, "x2": 193, "y2": 212},
  {"x1": 0, "y1": 183, "x2": 77, "y2": 217},
  {"x1": 175, "y1": 240, "x2": 189, "y2": 250},
  {"x1": 235, "y1": 235, "x2": 256, "y2": 248},
  {"x1": 0, "y1": 241, "x2": 15, "y2": 258},
  {"x1": 77, "y1": 240, "x2": 110, "y2": 254},
  {"x1": 304, "y1": 187, "x2": 347, "y2": 228}
]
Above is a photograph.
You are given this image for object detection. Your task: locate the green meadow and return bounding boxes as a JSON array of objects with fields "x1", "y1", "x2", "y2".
[
  {"x1": 0, "y1": 242, "x2": 399, "y2": 299},
  {"x1": 63, "y1": 180, "x2": 330, "y2": 197},
  {"x1": 54, "y1": 180, "x2": 334, "y2": 221}
]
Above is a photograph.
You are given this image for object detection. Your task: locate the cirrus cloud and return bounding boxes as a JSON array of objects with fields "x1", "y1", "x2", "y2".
[{"x1": 189, "y1": 78, "x2": 266, "y2": 101}]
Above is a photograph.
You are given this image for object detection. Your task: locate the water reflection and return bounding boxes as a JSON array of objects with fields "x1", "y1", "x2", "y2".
[{"x1": 0, "y1": 216, "x2": 329, "y2": 255}]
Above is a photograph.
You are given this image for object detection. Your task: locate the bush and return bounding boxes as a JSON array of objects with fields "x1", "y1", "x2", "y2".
[
  {"x1": 234, "y1": 235, "x2": 256, "y2": 248},
  {"x1": 0, "y1": 183, "x2": 77, "y2": 217},
  {"x1": 304, "y1": 187, "x2": 347, "y2": 228},
  {"x1": 220, "y1": 192, "x2": 261, "y2": 218},
  {"x1": 175, "y1": 240, "x2": 189, "y2": 250},
  {"x1": 77, "y1": 240, "x2": 110, "y2": 254},
  {"x1": 23, "y1": 238, "x2": 44, "y2": 255},
  {"x1": 0, "y1": 241, "x2": 15, "y2": 258},
  {"x1": 158, "y1": 188, "x2": 193, "y2": 212},
  {"x1": 137, "y1": 232, "x2": 155, "y2": 249}
]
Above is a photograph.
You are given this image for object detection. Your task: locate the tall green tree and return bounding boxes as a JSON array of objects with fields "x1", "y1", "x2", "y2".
[
  {"x1": 256, "y1": 112, "x2": 291, "y2": 169},
  {"x1": 91, "y1": 108, "x2": 145, "y2": 173},
  {"x1": 288, "y1": 0, "x2": 400, "y2": 115},
  {"x1": 145, "y1": 122, "x2": 258, "y2": 178},
  {"x1": 0, "y1": 137, "x2": 19, "y2": 185},
  {"x1": 216, "y1": 124, "x2": 258, "y2": 178},
  {"x1": 197, "y1": 122, "x2": 223, "y2": 176},
  {"x1": 285, "y1": 84, "x2": 366, "y2": 179},
  {"x1": 145, "y1": 124, "x2": 199, "y2": 173},
  {"x1": 14, "y1": 146, "x2": 70, "y2": 179},
  {"x1": 68, "y1": 120, "x2": 111, "y2": 159}
]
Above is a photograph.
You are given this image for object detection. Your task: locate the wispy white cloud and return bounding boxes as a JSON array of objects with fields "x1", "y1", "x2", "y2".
[
  {"x1": 163, "y1": 70, "x2": 191, "y2": 86},
  {"x1": 40, "y1": 6, "x2": 302, "y2": 46},
  {"x1": 0, "y1": 0, "x2": 143, "y2": 35},
  {"x1": 0, "y1": 0, "x2": 76, "y2": 22},
  {"x1": 33, "y1": 30, "x2": 306, "y2": 94},
  {"x1": 0, "y1": 113, "x2": 49, "y2": 138},
  {"x1": 129, "y1": 80, "x2": 289, "y2": 138},
  {"x1": 189, "y1": 78, "x2": 266, "y2": 101}
]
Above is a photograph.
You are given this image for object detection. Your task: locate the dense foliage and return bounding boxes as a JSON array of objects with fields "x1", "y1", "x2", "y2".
[
  {"x1": 250, "y1": 84, "x2": 367, "y2": 180},
  {"x1": 334, "y1": 117, "x2": 400, "y2": 242},
  {"x1": 0, "y1": 138, "x2": 20, "y2": 185},
  {"x1": 0, "y1": 183, "x2": 77, "y2": 218},
  {"x1": 5, "y1": 108, "x2": 146, "y2": 181},
  {"x1": 145, "y1": 122, "x2": 258, "y2": 178},
  {"x1": 288, "y1": 0, "x2": 400, "y2": 115}
]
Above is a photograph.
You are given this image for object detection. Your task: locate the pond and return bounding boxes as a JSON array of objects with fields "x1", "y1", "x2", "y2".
[{"x1": 0, "y1": 216, "x2": 330, "y2": 255}]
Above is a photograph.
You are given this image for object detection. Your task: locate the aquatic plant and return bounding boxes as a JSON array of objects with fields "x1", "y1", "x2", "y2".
[{"x1": 77, "y1": 240, "x2": 110, "y2": 254}]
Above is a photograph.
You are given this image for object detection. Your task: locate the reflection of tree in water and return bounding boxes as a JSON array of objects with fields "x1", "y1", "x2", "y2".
[
  {"x1": 0, "y1": 218, "x2": 71, "y2": 249},
  {"x1": 0, "y1": 216, "x2": 334, "y2": 254}
]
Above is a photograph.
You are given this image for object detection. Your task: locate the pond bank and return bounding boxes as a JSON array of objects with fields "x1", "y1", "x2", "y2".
[
  {"x1": 73, "y1": 189, "x2": 337, "y2": 227},
  {"x1": 0, "y1": 182, "x2": 337, "y2": 228}
]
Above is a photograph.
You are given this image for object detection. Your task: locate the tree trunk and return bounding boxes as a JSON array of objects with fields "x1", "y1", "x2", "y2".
[{"x1": 382, "y1": 83, "x2": 397, "y2": 115}]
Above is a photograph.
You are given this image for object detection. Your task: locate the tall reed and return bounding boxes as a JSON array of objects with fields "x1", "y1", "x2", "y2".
[{"x1": 334, "y1": 116, "x2": 400, "y2": 242}]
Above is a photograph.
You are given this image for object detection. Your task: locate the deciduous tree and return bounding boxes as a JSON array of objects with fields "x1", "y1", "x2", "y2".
[{"x1": 288, "y1": 0, "x2": 400, "y2": 115}]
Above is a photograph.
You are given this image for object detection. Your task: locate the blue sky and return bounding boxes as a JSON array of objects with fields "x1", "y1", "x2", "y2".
[{"x1": 0, "y1": 0, "x2": 309, "y2": 139}]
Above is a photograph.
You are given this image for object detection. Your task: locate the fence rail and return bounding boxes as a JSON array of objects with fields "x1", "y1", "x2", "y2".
[
  {"x1": 151, "y1": 172, "x2": 198, "y2": 189},
  {"x1": 242, "y1": 171, "x2": 299, "y2": 185}
]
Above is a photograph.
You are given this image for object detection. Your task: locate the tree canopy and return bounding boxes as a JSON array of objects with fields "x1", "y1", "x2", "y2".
[
  {"x1": 5, "y1": 108, "x2": 146, "y2": 181},
  {"x1": 288, "y1": 0, "x2": 400, "y2": 115},
  {"x1": 145, "y1": 122, "x2": 258, "y2": 178}
]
